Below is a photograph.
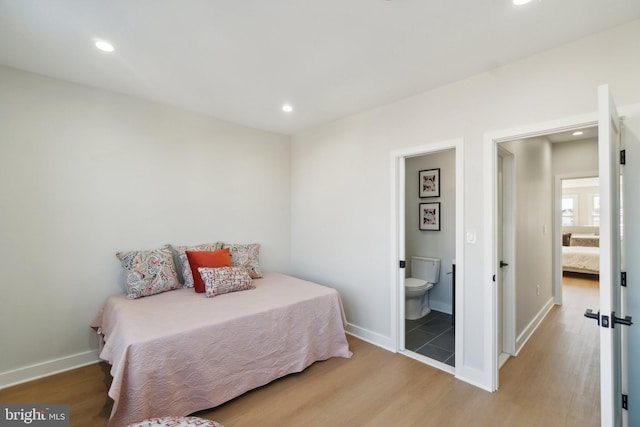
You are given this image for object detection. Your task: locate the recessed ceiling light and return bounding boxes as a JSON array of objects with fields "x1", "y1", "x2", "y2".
[
  {"x1": 95, "y1": 40, "x2": 115, "y2": 52},
  {"x1": 572, "y1": 131, "x2": 584, "y2": 136},
  {"x1": 282, "y1": 104, "x2": 293, "y2": 113},
  {"x1": 513, "y1": 0, "x2": 531, "y2": 5}
]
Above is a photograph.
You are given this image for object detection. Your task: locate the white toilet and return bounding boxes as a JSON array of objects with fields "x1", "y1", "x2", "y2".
[{"x1": 405, "y1": 256, "x2": 441, "y2": 320}]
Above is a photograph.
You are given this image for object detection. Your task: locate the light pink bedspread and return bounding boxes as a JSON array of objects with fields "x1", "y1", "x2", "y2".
[{"x1": 92, "y1": 272, "x2": 352, "y2": 427}]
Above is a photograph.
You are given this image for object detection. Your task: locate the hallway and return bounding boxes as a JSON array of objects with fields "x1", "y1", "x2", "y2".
[{"x1": 497, "y1": 273, "x2": 600, "y2": 425}]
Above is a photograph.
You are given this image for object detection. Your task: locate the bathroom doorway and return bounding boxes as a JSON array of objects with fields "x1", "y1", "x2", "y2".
[
  {"x1": 390, "y1": 138, "x2": 464, "y2": 375},
  {"x1": 404, "y1": 150, "x2": 456, "y2": 367}
]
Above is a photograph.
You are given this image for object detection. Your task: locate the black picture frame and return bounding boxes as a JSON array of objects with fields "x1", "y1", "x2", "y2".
[
  {"x1": 419, "y1": 202, "x2": 441, "y2": 231},
  {"x1": 419, "y1": 168, "x2": 440, "y2": 198}
]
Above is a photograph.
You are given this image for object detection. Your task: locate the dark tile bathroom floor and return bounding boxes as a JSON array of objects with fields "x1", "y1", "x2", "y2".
[{"x1": 405, "y1": 310, "x2": 455, "y2": 367}]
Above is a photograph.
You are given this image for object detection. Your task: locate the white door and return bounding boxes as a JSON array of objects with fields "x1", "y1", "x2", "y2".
[
  {"x1": 497, "y1": 148, "x2": 515, "y2": 362},
  {"x1": 595, "y1": 84, "x2": 626, "y2": 426},
  {"x1": 497, "y1": 155, "x2": 504, "y2": 358}
]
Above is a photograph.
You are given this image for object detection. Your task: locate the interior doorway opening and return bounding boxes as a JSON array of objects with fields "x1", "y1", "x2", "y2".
[
  {"x1": 555, "y1": 174, "x2": 600, "y2": 306},
  {"x1": 390, "y1": 138, "x2": 464, "y2": 376},
  {"x1": 494, "y1": 126, "x2": 599, "y2": 369},
  {"x1": 484, "y1": 115, "x2": 600, "y2": 391},
  {"x1": 403, "y1": 150, "x2": 456, "y2": 368}
]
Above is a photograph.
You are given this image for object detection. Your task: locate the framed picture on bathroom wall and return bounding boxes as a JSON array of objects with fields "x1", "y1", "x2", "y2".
[
  {"x1": 419, "y1": 168, "x2": 440, "y2": 198},
  {"x1": 419, "y1": 202, "x2": 440, "y2": 231}
]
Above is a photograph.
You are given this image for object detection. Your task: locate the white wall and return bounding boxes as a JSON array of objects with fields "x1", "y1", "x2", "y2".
[
  {"x1": 501, "y1": 138, "x2": 554, "y2": 338},
  {"x1": 552, "y1": 138, "x2": 598, "y2": 176},
  {"x1": 0, "y1": 66, "x2": 291, "y2": 385},
  {"x1": 405, "y1": 150, "x2": 455, "y2": 313},
  {"x1": 553, "y1": 138, "x2": 599, "y2": 225},
  {"x1": 289, "y1": 20, "x2": 640, "y2": 383}
]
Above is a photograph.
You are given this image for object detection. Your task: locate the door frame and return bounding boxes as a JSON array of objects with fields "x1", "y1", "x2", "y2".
[
  {"x1": 484, "y1": 112, "x2": 598, "y2": 391},
  {"x1": 390, "y1": 138, "x2": 464, "y2": 373}
]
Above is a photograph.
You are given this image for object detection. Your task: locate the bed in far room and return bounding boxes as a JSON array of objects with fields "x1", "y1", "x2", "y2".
[
  {"x1": 92, "y1": 243, "x2": 351, "y2": 427},
  {"x1": 562, "y1": 226, "x2": 600, "y2": 276}
]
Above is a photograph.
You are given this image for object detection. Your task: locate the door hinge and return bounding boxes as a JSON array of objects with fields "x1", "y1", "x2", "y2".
[
  {"x1": 621, "y1": 149, "x2": 626, "y2": 165},
  {"x1": 623, "y1": 394, "x2": 628, "y2": 410},
  {"x1": 622, "y1": 271, "x2": 627, "y2": 287},
  {"x1": 399, "y1": 260, "x2": 406, "y2": 269}
]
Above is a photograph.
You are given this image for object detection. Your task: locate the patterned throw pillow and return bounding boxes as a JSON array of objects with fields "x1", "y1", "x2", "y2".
[
  {"x1": 221, "y1": 243, "x2": 263, "y2": 278},
  {"x1": 174, "y1": 242, "x2": 223, "y2": 287},
  {"x1": 126, "y1": 416, "x2": 223, "y2": 427},
  {"x1": 199, "y1": 266, "x2": 254, "y2": 298},
  {"x1": 116, "y1": 245, "x2": 180, "y2": 299}
]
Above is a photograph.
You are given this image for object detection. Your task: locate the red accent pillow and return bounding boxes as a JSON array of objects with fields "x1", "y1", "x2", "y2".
[{"x1": 185, "y1": 248, "x2": 232, "y2": 293}]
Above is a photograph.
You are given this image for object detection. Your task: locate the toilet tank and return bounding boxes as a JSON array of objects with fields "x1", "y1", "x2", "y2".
[{"x1": 410, "y1": 256, "x2": 441, "y2": 284}]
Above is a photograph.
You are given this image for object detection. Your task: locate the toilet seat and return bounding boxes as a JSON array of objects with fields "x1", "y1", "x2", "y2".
[{"x1": 405, "y1": 278, "x2": 431, "y2": 290}]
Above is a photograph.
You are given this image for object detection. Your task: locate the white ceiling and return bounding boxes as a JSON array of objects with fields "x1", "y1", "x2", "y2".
[
  {"x1": 1, "y1": 1, "x2": 639, "y2": 135},
  {"x1": 546, "y1": 126, "x2": 598, "y2": 143}
]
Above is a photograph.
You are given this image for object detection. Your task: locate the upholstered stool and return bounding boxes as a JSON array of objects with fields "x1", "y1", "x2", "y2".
[{"x1": 126, "y1": 416, "x2": 223, "y2": 427}]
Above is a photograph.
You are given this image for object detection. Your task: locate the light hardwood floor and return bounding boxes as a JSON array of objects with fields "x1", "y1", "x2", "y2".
[{"x1": 0, "y1": 275, "x2": 599, "y2": 427}]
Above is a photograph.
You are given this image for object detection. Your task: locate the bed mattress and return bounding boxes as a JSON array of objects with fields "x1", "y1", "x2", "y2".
[{"x1": 562, "y1": 245, "x2": 599, "y2": 274}]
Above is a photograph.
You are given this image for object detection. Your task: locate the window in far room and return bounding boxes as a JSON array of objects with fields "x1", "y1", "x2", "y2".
[
  {"x1": 562, "y1": 177, "x2": 599, "y2": 226},
  {"x1": 562, "y1": 196, "x2": 577, "y2": 226},
  {"x1": 590, "y1": 194, "x2": 600, "y2": 226}
]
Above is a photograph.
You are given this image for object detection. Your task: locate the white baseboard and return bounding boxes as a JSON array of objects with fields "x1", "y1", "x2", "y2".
[
  {"x1": 429, "y1": 300, "x2": 452, "y2": 315},
  {"x1": 345, "y1": 323, "x2": 395, "y2": 352},
  {"x1": 0, "y1": 350, "x2": 100, "y2": 390},
  {"x1": 498, "y1": 352, "x2": 511, "y2": 368},
  {"x1": 515, "y1": 298, "x2": 555, "y2": 356}
]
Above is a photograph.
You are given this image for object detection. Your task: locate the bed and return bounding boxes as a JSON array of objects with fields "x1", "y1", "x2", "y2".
[
  {"x1": 92, "y1": 272, "x2": 352, "y2": 427},
  {"x1": 562, "y1": 245, "x2": 600, "y2": 275},
  {"x1": 562, "y1": 227, "x2": 600, "y2": 275}
]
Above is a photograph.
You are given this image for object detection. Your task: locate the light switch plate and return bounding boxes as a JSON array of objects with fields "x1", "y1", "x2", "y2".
[{"x1": 466, "y1": 230, "x2": 477, "y2": 244}]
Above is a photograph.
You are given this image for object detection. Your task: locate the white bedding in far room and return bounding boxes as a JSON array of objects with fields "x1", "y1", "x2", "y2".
[{"x1": 562, "y1": 245, "x2": 600, "y2": 275}]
